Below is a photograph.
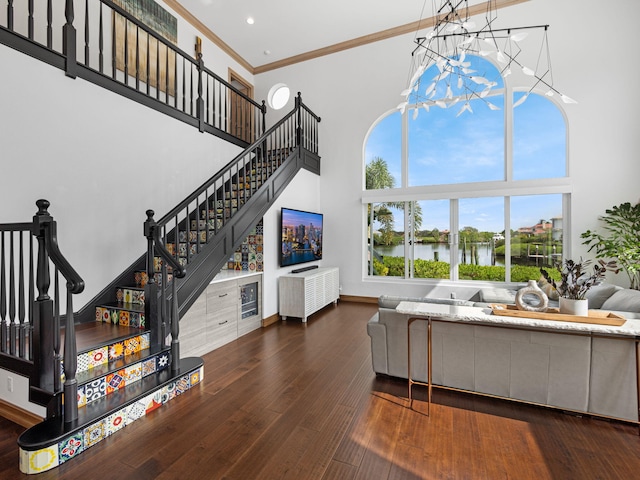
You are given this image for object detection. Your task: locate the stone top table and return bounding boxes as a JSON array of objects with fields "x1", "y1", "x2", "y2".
[{"x1": 396, "y1": 301, "x2": 640, "y2": 338}]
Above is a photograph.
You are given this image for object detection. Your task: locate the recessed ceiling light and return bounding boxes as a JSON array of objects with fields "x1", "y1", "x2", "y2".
[
  {"x1": 264, "y1": 50, "x2": 271, "y2": 55},
  {"x1": 246, "y1": 17, "x2": 254, "y2": 25}
]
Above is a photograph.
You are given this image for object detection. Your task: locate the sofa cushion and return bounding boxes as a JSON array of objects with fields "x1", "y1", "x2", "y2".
[
  {"x1": 478, "y1": 288, "x2": 517, "y2": 304},
  {"x1": 601, "y1": 289, "x2": 640, "y2": 313},
  {"x1": 585, "y1": 284, "x2": 623, "y2": 309}
]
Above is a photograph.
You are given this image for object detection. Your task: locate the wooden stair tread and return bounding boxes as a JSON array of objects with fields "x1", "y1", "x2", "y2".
[
  {"x1": 98, "y1": 302, "x2": 145, "y2": 313},
  {"x1": 65, "y1": 322, "x2": 147, "y2": 353}
]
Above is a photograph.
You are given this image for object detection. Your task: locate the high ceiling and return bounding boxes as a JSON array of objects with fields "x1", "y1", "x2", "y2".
[{"x1": 178, "y1": 0, "x2": 430, "y2": 69}]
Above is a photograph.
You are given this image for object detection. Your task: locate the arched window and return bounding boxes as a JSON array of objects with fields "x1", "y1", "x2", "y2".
[{"x1": 364, "y1": 54, "x2": 569, "y2": 283}]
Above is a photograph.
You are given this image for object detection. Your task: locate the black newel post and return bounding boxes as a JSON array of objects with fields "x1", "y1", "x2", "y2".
[
  {"x1": 31, "y1": 200, "x2": 57, "y2": 413},
  {"x1": 63, "y1": 0, "x2": 77, "y2": 78},
  {"x1": 144, "y1": 210, "x2": 161, "y2": 350}
]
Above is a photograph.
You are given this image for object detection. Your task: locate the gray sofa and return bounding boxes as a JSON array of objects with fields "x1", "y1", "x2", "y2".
[{"x1": 367, "y1": 285, "x2": 640, "y2": 422}]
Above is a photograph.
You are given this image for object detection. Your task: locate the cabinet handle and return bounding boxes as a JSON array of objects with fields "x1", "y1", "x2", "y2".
[
  {"x1": 219, "y1": 320, "x2": 228, "y2": 325},
  {"x1": 219, "y1": 293, "x2": 228, "y2": 298}
]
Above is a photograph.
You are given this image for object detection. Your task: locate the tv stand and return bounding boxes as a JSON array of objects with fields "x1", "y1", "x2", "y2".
[
  {"x1": 279, "y1": 267, "x2": 339, "y2": 322},
  {"x1": 291, "y1": 265, "x2": 318, "y2": 274}
]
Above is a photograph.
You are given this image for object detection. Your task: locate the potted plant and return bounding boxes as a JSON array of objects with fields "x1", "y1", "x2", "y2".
[
  {"x1": 581, "y1": 201, "x2": 640, "y2": 290},
  {"x1": 540, "y1": 258, "x2": 618, "y2": 316}
]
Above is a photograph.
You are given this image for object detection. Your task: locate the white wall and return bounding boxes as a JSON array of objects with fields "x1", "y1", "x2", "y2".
[
  {"x1": 0, "y1": 370, "x2": 46, "y2": 417},
  {"x1": 255, "y1": 0, "x2": 640, "y2": 297},
  {"x1": 0, "y1": 42, "x2": 241, "y2": 309},
  {"x1": 262, "y1": 169, "x2": 321, "y2": 317}
]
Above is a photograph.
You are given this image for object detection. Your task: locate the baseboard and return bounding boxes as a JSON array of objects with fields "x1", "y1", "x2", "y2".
[
  {"x1": 261, "y1": 297, "x2": 375, "y2": 326},
  {"x1": 261, "y1": 313, "x2": 281, "y2": 327},
  {"x1": 339, "y1": 295, "x2": 378, "y2": 304},
  {"x1": 0, "y1": 399, "x2": 43, "y2": 429}
]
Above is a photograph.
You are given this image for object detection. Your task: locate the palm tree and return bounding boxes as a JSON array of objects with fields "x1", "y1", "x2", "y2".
[{"x1": 365, "y1": 157, "x2": 423, "y2": 238}]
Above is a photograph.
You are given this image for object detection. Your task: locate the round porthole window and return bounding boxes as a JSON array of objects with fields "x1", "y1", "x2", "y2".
[{"x1": 268, "y1": 83, "x2": 290, "y2": 110}]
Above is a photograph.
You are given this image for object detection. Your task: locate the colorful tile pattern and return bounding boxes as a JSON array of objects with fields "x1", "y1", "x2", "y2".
[
  {"x1": 142, "y1": 357, "x2": 157, "y2": 377},
  {"x1": 87, "y1": 347, "x2": 108, "y2": 369},
  {"x1": 58, "y1": 433, "x2": 83, "y2": 464},
  {"x1": 106, "y1": 369, "x2": 126, "y2": 394},
  {"x1": 83, "y1": 420, "x2": 105, "y2": 448},
  {"x1": 222, "y1": 221, "x2": 264, "y2": 272},
  {"x1": 21, "y1": 365, "x2": 205, "y2": 473},
  {"x1": 106, "y1": 410, "x2": 127, "y2": 436},
  {"x1": 85, "y1": 377, "x2": 106, "y2": 404}
]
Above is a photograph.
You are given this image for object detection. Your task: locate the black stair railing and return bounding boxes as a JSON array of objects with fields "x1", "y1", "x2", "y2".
[
  {"x1": 1, "y1": 0, "x2": 266, "y2": 146},
  {"x1": 0, "y1": 200, "x2": 84, "y2": 423},
  {"x1": 144, "y1": 93, "x2": 320, "y2": 369}
]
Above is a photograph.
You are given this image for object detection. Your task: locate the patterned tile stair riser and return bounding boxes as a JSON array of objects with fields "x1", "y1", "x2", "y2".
[
  {"x1": 19, "y1": 364, "x2": 204, "y2": 474},
  {"x1": 95, "y1": 306, "x2": 146, "y2": 329},
  {"x1": 75, "y1": 333, "x2": 154, "y2": 408}
]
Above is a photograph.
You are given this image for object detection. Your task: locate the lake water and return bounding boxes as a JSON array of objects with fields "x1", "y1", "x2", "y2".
[{"x1": 375, "y1": 242, "x2": 504, "y2": 266}]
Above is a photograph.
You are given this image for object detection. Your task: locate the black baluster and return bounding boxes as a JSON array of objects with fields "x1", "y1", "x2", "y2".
[
  {"x1": 170, "y1": 272, "x2": 179, "y2": 375},
  {"x1": 123, "y1": 19, "x2": 129, "y2": 84},
  {"x1": 7, "y1": 0, "x2": 14, "y2": 31},
  {"x1": 156, "y1": 39, "x2": 160, "y2": 100},
  {"x1": 84, "y1": 0, "x2": 89, "y2": 65},
  {"x1": 174, "y1": 49, "x2": 178, "y2": 107},
  {"x1": 53, "y1": 269, "x2": 60, "y2": 393},
  {"x1": 146, "y1": 32, "x2": 150, "y2": 96},
  {"x1": 63, "y1": 0, "x2": 77, "y2": 78},
  {"x1": 135, "y1": 27, "x2": 140, "y2": 90},
  {"x1": 9, "y1": 232, "x2": 16, "y2": 356},
  {"x1": 18, "y1": 232, "x2": 26, "y2": 359},
  {"x1": 197, "y1": 54, "x2": 204, "y2": 132},
  {"x1": 63, "y1": 287, "x2": 78, "y2": 424},
  {"x1": 99, "y1": 4, "x2": 104, "y2": 73},
  {"x1": 189, "y1": 61, "x2": 193, "y2": 116},
  {"x1": 206, "y1": 74, "x2": 210, "y2": 126},
  {"x1": 28, "y1": 0, "x2": 34, "y2": 40},
  {"x1": 28, "y1": 235, "x2": 34, "y2": 361},
  {"x1": 111, "y1": 7, "x2": 116, "y2": 80},
  {"x1": 47, "y1": 0, "x2": 53, "y2": 49},
  {"x1": 182, "y1": 58, "x2": 186, "y2": 112},
  {"x1": 164, "y1": 46, "x2": 169, "y2": 103},
  {"x1": 1, "y1": 232, "x2": 6, "y2": 353}
]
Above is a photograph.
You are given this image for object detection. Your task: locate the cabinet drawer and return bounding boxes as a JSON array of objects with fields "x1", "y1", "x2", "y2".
[{"x1": 206, "y1": 281, "x2": 237, "y2": 311}]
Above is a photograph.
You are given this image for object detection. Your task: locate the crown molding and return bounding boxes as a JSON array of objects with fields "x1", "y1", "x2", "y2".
[{"x1": 165, "y1": 0, "x2": 530, "y2": 76}]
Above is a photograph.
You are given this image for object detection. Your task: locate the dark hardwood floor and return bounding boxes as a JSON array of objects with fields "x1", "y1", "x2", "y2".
[{"x1": 2, "y1": 301, "x2": 640, "y2": 479}]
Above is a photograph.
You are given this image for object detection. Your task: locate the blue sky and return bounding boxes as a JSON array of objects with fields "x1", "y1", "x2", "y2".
[{"x1": 365, "y1": 55, "x2": 566, "y2": 233}]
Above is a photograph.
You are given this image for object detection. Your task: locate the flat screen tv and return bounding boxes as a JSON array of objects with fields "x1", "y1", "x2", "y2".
[{"x1": 280, "y1": 207, "x2": 323, "y2": 267}]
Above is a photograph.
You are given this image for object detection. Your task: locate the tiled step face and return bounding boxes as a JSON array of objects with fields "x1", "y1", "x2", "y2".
[
  {"x1": 77, "y1": 332, "x2": 151, "y2": 374},
  {"x1": 95, "y1": 305, "x2": 145, "y2": 329},
  {"x1": 77, "y1": 349, "x2": 170, "y2": 408},
  {"x1": 19, "y1": 359, "x2": 205, "y2": 475},
  {"x1": 115, "y1": 287, "x2": 145, "y2": 306}
]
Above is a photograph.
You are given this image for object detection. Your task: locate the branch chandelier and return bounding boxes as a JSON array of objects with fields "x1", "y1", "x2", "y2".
[{"x1": 400, "y1": 0, "x2": 576, "y2": 117}]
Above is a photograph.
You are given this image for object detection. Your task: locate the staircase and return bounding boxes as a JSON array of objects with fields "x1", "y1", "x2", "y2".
[{"x1": 1, "y1": 95, "x2": 321, "y2": 474}]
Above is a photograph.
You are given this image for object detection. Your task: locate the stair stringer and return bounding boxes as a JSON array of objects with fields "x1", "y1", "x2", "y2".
[{"x1": 174, "y1": 146, "x2": 321, "y2": 319}]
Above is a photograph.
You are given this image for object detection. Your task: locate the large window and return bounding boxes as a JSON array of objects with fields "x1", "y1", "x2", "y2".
[{"x1": 364, "y1": 55, "x2": 569, "y2": 283}]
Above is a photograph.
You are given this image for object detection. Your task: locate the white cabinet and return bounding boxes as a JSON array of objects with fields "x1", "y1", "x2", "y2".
[
  {"x1": 181, "y1": 273, "x2": 262, "y2": 357},
  {"x1": 279, "y1": 267, "x2": 339, "y2": 322}
]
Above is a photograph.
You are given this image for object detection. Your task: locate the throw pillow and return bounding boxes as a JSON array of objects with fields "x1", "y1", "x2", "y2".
[
  {"x1": 601, "y1": 289, "x2": 640, "y2": 313},
  {"x1": 585, "y1": 284, "x2": 622, "y2": 309}
]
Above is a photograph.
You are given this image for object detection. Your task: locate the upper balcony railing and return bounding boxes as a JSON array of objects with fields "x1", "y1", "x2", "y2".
[{"x1": 0, "y1": 0, "x2": 266, "y2": 146}]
